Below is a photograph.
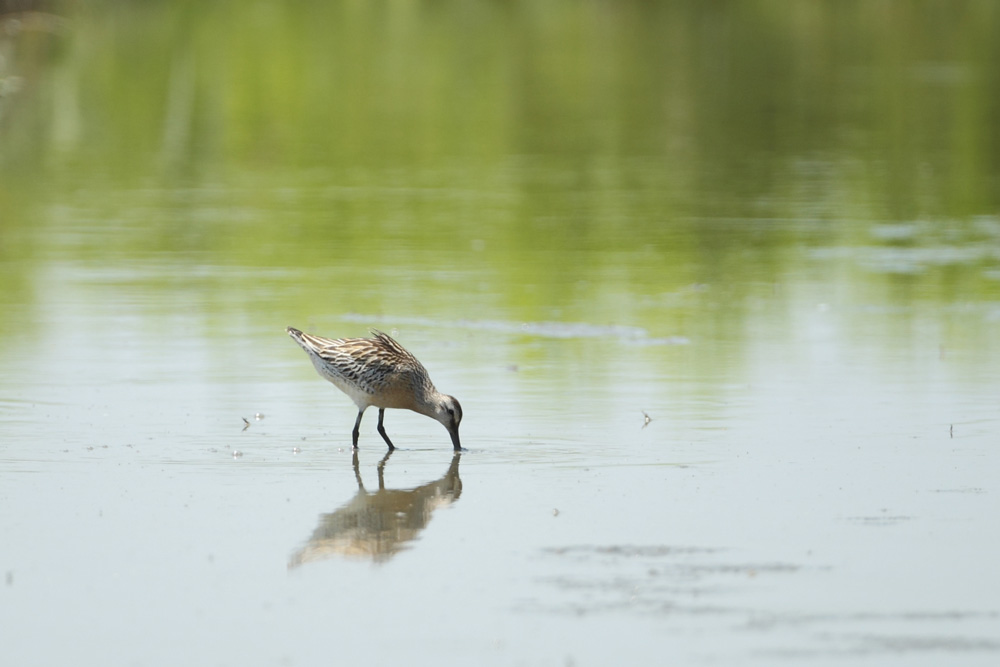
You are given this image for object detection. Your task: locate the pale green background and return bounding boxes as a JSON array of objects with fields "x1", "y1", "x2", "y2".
[{"x1": 1, "y1": 2, "x2": 999, "y2": 665}]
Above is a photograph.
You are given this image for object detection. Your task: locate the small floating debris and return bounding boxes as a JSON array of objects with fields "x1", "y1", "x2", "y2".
[
  {"x1": 642, "y1": 411, "x2": 652, "y2": 428},
  {"x1": 255, "y1": 412, "x2": 265, "y2": 421},
  {"x1": 292, "y1": 447, "x2": 302, "y2": 454},
  {"x1": 552, "y1": 508, "x2": 560, "y2": 517},
  {"x1": 241, "y1": 417, "x2": 250, "y2": 431},
  {"x1": 232, "y1": 450, "x2": 243, "y2": 459}
]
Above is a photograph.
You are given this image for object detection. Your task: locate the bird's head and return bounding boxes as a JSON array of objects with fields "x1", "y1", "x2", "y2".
[{"x1": 433, "y1": 394, "x2": 463, "y2": 450}]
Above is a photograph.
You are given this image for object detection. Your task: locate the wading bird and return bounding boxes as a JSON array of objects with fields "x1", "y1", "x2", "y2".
[{"x1": 287, "y1": 327, "x2": 462, "y2": 450}]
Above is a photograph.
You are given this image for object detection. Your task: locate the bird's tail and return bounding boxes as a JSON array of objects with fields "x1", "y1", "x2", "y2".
[
  {"x1": 287, "y1": 326, "x2": 339, "y2": 355},
  {"x1": 286, "y1": 326, "x2": 313, "y2": 353}
]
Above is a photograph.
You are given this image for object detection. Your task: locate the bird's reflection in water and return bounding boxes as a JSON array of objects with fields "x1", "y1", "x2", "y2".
[{"x1": 289, "y1": 450, "x2": 462, "y2": 566}]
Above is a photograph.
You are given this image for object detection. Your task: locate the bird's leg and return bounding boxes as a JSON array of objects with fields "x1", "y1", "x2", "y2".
[
  {"x1": 376, "y1": 408, "x2": 395, "y2": 450},
  {"x1": 352, "y1": 410, "x2": 364, "y2": 449}
]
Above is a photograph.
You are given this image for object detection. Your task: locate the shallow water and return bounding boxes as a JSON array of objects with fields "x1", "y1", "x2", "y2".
[
  {"x1": 3, "y1": 253, "x2": 998, "y2": 666},
  {"x1": 2, "y1": 2, "x2": 1000, "y2": 666}
]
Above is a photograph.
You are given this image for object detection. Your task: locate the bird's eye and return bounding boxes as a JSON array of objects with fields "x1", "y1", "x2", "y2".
[{"x1": 446, "y1": 408, "x2": 454, "y2": 416}]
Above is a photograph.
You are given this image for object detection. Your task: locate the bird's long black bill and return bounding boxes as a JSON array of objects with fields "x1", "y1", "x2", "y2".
[{"x1": 449, "y1": 427, "x2": 462, "y2": 451}]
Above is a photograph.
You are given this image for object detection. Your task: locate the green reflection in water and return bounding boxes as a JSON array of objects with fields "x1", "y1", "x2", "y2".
[{"x1": 1, "y1": 1, "x2": 999, "y2": 365}]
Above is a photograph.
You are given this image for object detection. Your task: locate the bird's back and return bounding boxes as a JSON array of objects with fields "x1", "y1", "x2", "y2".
[{"x1": 287, "y1": 328, "x2": 432, "y2": 409}]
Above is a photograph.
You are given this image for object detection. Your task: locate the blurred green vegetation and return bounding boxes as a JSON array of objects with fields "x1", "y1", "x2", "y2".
[{"x1": 1, "y1": 0, "x2": 999, "y2": 352}]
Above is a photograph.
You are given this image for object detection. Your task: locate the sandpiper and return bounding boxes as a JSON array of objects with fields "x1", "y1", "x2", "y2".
[{"x1": 287, "y1": 327, "x2": 463, "y2": 450}]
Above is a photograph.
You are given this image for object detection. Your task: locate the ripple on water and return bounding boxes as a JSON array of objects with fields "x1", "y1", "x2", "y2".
[{"x1": 529, "y1": 544, "x2": 1000, "y2": 659}]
